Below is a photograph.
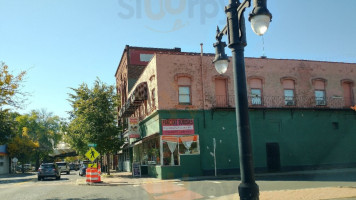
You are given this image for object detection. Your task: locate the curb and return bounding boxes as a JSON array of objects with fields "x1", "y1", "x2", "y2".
[{"x1": 77, "y1": 168, "x2": 356, "y2": 186}]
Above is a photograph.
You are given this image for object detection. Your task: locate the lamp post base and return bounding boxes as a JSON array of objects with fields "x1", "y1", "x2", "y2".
[{"x1": 238, "y1": 182, "x2": 260, "y2": 200}]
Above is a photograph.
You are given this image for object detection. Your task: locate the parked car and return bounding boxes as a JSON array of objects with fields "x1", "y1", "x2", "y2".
[
  {"x1": 56, "y1": 162, "x2": 70, "y2": 174},
  {"x1": 78, "y1": 163, "x2": 88, "y2": 176},
  {"x1": 16, "y1": 164, "x2": 33, "y2": 172},
  {"x1": 69, "y1": 163, "x2": 79, "y2": 171},
  {"x1": 38, "y1": 163, "x2": 61, "y2": 180}
]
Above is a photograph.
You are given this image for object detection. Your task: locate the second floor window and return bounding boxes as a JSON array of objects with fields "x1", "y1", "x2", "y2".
[
  {"x1": 249, "y1": 78, "x2": 263, "y2": 106},
  {"x1": 313, "y1": 79, "x2": 327, "y2": 106},
  {"x1": 315, "y1": 90, "x2": 326, "y2": 105},
  {"x1": 282, "y1": 79, "x2": 296, "y2": 106},
  {"x1": 284, "y1": 89, "x2": 295, "y2": 106},
  {"x1": 251, "y1": 89, "x2": 262, "y2": 105},
  {"x1": 177, "y1": 76, "x2": 192, "y2": 105},
  {"x1": 179, "y1": 86, "x2": 191, "y2": 104}
]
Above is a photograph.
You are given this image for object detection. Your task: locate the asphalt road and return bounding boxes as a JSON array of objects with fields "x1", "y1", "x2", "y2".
[
  {"x1": 0, "y1": 171, "x2": 149, "y2": 200},
  {"x1": 1, "y1": 169, "x2": 356, "y2": 200}
]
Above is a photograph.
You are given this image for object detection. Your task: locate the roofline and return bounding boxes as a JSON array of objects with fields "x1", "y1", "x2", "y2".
[
  {"x1": 155, "y1": 51, "x2": 356, "y2": 65},
  {"x1": 115, "y1": 46, "x2": 356, "y2": 77},
  {"x1": 114, "y1": 45, "x2": 182, "y2": 77}
]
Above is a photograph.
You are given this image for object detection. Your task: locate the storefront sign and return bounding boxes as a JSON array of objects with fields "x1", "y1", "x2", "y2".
[
  {"x1": 127, "y1": 117, "x2": 140, "y2": 138},
  {"x1": 162, "y1": 119, "x2": 194, "y2": 135}
]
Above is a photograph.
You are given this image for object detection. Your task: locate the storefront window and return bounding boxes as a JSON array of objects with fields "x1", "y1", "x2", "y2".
[
  {"x1": 134, "y1": 135, "x2": 160, "y2": 166},
  {"x1": 178, "y1": 135, "x2": 199, "y2": 155},
  {"x1": 162, "y1": 140, "x2": 179, "y2": 166},
  {"x1": 161, "y1": 135, "x2": 199, "y2": 166}
]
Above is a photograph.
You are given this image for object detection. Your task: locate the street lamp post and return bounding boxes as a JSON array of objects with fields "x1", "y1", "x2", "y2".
[{"x1": 213, "y1": 0, "x2": 272, "y2": 199}]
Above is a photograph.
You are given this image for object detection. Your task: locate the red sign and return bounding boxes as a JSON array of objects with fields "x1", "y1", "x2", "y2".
[
  {"x1": 162, "y1": 119, "x2": 194, "y2": 135},
  {"x1": 129, "y1": 134, "x2": 140, "y2": 139}
]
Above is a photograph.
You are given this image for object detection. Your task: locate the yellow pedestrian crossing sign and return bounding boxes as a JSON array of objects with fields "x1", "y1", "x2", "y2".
[{"x1": 85, "y1": 147, "x2": 100, "y2": 162}]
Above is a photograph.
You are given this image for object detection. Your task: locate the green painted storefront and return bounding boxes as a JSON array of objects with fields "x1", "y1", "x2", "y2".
[{"x1": 136, "y1": 109, "x2": 356, "y2": 179}]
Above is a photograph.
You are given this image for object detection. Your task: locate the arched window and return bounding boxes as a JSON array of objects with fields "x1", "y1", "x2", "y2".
[
  {"x1": 281, "y1": 78, "x2": 296, "y2": 106},
  {"x1": 312, "y1": 79, "x2": 327, "y2": 106},
  {"x1": 249, "y1": 78, "x2": 263, "y2": 105},
  {"x1": 341, "y1": 80, "x2": 354, "y2": 107}
]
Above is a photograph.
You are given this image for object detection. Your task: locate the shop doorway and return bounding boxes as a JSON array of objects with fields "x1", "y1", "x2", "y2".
[{"x1": 266, "y1": 142, "x2": 280, "y2": 172}]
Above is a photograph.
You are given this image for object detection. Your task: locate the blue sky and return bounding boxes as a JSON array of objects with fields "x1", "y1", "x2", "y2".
[{"x1": 1, "y1": 0, "x2": 355, "y2": 118}]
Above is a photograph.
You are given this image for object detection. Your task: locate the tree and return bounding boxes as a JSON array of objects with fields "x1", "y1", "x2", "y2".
[
  {"x1": 15, "y1": 110, "x2": 63, "y2": 169},
  {"x1": 8, "y1": 127, "x2": 39, "y2": 173},
  {"x1": 0, "y1": 110, "x2": 17, "y2": 144},
  {"x1": 0, "y1": 62, "x2": 26, "y2": 144},
  {"x1": 67, "y1": 78, "x2": 121, "y2": 174},
  {"x1": 0, "y1": 62, "x2": 26, "y2": 108}
]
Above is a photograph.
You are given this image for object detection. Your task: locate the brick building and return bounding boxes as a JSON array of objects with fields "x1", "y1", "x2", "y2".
[{"x1": 115, "y1": 45, "x2": 356, "y2": 179}]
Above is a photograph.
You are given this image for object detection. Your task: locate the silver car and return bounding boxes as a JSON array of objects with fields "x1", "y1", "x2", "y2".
[
  {"x1": 38, "y1": 163, "x2": 61, "y2": 180},
  {"x1": 56, "y1": 162, "x2": 70, "y2": 174}
]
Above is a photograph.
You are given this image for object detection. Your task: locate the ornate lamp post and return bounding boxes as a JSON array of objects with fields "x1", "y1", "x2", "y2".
[{"x1": 213, "y1": 0, "x2": 272, "y2": 199}]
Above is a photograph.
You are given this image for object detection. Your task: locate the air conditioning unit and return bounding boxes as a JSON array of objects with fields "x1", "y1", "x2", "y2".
[
  {"x1": 316, "y1": 100, "x2": 326, "y2": 106},
  {"x1": 285, "y1": 100, "x2": 295, "y2": 106}
]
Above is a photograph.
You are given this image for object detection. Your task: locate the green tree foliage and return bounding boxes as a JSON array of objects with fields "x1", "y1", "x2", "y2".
[
  {"x1": 0, "y1": 111, "x2": 17, "y2": 144},
  {"x1": 66, "y1": 79, "x2": 121, "y2": 160},
  {"x1": 14, "y1": 110, "x2": 63, "y2": 169},
  {"x1": 0, "y1": 62, "x2": 26, "y2": 144},
  {"x1": 8, "y1": 127, "x2": 39, "y2": 173},
  {"x1": 0, "y1": 62, "x2": 26, "y2": 108}
]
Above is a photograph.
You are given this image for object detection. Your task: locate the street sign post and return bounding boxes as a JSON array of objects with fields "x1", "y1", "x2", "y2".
[
  {"x1": 88, "y1": 143, "x2": 97, "y2": 147},
  {"x1": 85, "y1": 147, "x2": 100, "y2": 162}
]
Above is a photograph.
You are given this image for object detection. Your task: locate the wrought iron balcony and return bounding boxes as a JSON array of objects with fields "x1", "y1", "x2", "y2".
[{"x1": 212, "y1": 95, "x2": 352, "y2": 109}]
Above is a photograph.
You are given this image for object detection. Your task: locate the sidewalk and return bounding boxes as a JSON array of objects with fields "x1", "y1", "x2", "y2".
[
  {"x1": 214, "y1": 187, "x2": 356, "y2": 200},
  {"x1": 78, "y1": 168, "x2": 356, "y2": 200},
  {"x1": 93, "y1": 167, "x2": 356, "y2": 184},
  {"x1": 77, "y1": 171, "x2": 180, "y2": 186}
]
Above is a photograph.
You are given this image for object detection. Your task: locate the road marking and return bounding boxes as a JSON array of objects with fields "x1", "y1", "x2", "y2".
[
  {"x1": 15, "y1": 178, "x2": 35, "y2": 185},
  {"x1": 209, "y1": 196, "x2": 216, "y2": 198},
  {"x1": 133, "y1": 185, "x2": 140, "y2": 187},
  {"x1": 212, "y1": 181, "x2": 221, "y2": 184},
  {"x1": 177, "y1": 183, "x2": 184, "y2": 186}
]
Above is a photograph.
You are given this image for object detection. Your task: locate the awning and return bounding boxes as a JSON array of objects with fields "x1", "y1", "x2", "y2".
[
  {"x1": 119, "y1": 82, "x2": 148, "y2": 118},
  {"x1": 0, "y1": 145, "x2": 7, "y2": 155},
  {"x1": 142, "y1": 133, "x2": 159, "y2": 142},
  {"x1": 120, "y1": 142, "x2": 129, "y2": 149}
]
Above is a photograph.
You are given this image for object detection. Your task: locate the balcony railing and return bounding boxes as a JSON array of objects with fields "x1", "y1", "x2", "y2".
[{"x1": 212, "y1": 95, "x2": 351, "y2": 109}]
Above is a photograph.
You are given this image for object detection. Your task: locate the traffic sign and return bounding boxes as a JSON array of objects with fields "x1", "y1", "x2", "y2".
[
  {"x1": 88, "y1": 163, "x2": 97, "y2": 168},
  {"x1": 85, "y1": 147, "x2": 100, "y2": 162},
  {"x1": 88, "y1": 143, "x2": 97, "y2": 147}
]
